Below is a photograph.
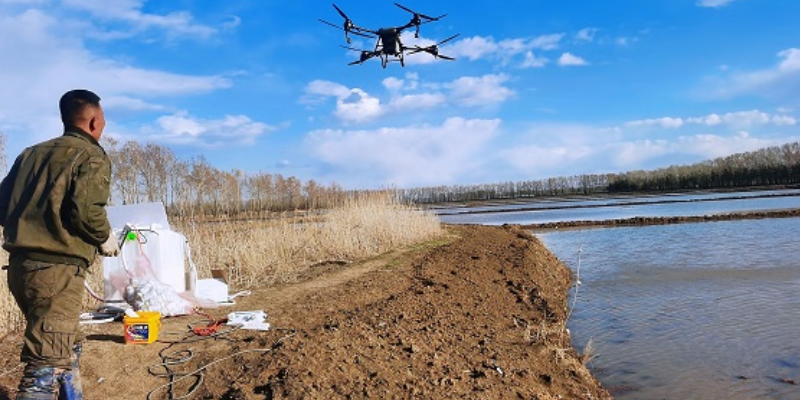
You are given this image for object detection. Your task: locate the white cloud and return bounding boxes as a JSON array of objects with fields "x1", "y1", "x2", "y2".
[
  {"x1": 446, "y1": 74, "x2": 515, "y2": 106},
  {"x1": 303, "y1": 81, "x2": 384, "y2": 123},
  {"x1": 558, "y1": 52, "x2": 588, "y2": 66},
  {"x1": 141, "y1": 111, "x2": 276, "y2": 146},
  {"x1": 772, "y1": 115, "x2": 797, "y2": 125},
  {"x1": 525, "y1": 34, "x2": 565, "y2": 51},
  {"x1": 502, "y1": 145, "x2": 595, "y2": 174},
  {"x1": 304, "y1": 74, "x2": 514, "y2": 123},
  {"x1": 605, "y1": 132, "x2": 796, "y2": 170},
  {"x1": 60, "y1": 0, "x2": 217, "y2": 39},
  {"x1": 382, "y1": 77, "x2": 405, "y2": 91},
  {"x1": 95, "y1": 65, "x2": 230, "y2": 95},
  {"x1": 521, "y1": 51, "x2": 548, "y2": 68},
  {"x1": 0, "y1": 0, "x2": 47, "y2": 4},
  {"x1": 689, "y1": 110, "x2": 771, "y2": 127},
  {"x1": 696, "y1": 0, "x2": 743, "y2": 7},
  {"x1": 305, "y1": 80, "x2": 350, "y2": 98},
  {"x1": 381, "y1": 73, "x2": 421, "y2": 91},
  {"x1": 0, "y1": 6, "x2": 232, "y2": 150},
  {"x1": 335, "y1": 89, "x2": 383, "y2": 124},
  {"x1": 388, "y1": 93, "x2": 446, "y2": 110},
  {"x1": 627, "y1": 110, "x2": 796, "y2": 130},
  {"x1": 625, "y1": 117, "x2": 684, "y2": 129},
  {"x1": 575, "y1": 28, "x2": 598, "y2": 42},
  {"x1": 446, "y1": 36, "x2": 500, "y2": 61},
  {"x1": 496, "y1": 117, "x2": 800, "y2": 181},
  {"x1": 676, "y1": 131, "x2": 776, "y2": 159},
  {"x1": 306, "y1": 118, "x2": 501, "y2": 188},
  {"x1": 613, "y1": 139, "x2": 671, "y2": 167},
  {"x1": 498, "y1": 123, "x2": 619, "y2": 177},
  {"x1": 223, "y1": 15, "x2": 241, "y2": 30},
  {"x1": 446, "y1": 34, "x2": 565, "y2": 67},
  {"x1": 704, "y1": 48, "x2": 800, "y2": 101},
  {"x1": 777, "y1": 48, "x2": 800, "y2": 71},
  {"x1": 102, "y1": 96, "x2": 167, "y2": 112}
]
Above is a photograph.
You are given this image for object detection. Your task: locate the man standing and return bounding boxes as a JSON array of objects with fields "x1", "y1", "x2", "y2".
[{"x1": 0, "y1": 90, "x2": 119, "y2": 400}]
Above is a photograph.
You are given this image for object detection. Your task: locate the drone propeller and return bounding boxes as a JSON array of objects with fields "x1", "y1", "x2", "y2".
[
  {"x1": 394, "y1": 3, "x2": 446, "y2": 22},
  {"x1": 320, "y1": 19, "x2": 375, "y2": 39},
  {"x1": 340, "y1": 45, "x2": 368, "y2": 52},
  {"x1": 340, "y1": 45, "x2": 378, "y2": 66},
  {"x1": 436, "y1": 33, "x2": 460, "y2": 45},
  {"x1": 348, "y1": 57, "x2": 373, "y2": 66},
  {"x1": 332, "y1": 3, "x2": 349, "y2": 19},
  {"x1": 408, "y1": 33, "x2": 459, "y2": 60},
  {"x1": 328, "y1": 3, "x2": 368, "y2": 43},
  {"x1": 394, "y1": 3, "x2": 446, "y2": 38}
]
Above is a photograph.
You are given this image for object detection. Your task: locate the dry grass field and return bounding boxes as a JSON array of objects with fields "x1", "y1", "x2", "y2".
[{"x1": 0, "y1": 193, "x2": 444, "y2": 337}]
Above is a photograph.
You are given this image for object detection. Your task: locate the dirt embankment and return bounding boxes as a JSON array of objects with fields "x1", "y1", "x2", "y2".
[{"x1": 0, "y1": 225, "x2": 610, "y2": 400}]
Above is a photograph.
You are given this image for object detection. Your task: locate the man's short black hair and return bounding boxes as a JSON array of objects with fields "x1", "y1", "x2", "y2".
[{"x1": 59, "y1": 89, "x2": 101, "y2": 126}]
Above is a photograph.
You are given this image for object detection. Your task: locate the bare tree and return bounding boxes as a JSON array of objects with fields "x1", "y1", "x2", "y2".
[
  {"x1": 138, "y1": 143, "x2": 176, "y2": 204},
  {"x1": 0, "y1": 132, "x2": 7, "y2": 175}
]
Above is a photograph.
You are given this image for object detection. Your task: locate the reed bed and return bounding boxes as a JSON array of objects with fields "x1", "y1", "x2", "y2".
[
  {"x1": 0, "y1": 193, "x2": 444, "y2": 336},
  {"x1": 175, "y1": 192, "x2": 444, "y2": 287}
]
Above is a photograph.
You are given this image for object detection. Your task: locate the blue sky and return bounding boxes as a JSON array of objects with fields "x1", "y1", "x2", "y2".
[{"x1": 1, "y1": 0, "x2": 800, "y2": 189}]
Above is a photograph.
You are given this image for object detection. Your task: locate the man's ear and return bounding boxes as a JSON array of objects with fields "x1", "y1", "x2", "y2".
[{"x1": 88, "y1": 115, "x2": 98, "y2": 132}]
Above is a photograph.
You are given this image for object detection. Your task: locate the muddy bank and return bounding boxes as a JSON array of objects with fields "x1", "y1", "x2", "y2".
[{"x1": 0, "y1": 225, "x2": 609, "y2": 399}]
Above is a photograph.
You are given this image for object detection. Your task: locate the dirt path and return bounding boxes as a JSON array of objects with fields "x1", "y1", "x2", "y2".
[{"x1": 0, "y1": 225, "x2": 610, "y2": 400}]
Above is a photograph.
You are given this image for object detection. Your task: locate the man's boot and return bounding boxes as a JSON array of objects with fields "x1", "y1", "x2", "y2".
[
  {"x1": 57, "y1": 342, "x2": 83, "y2": 400},
  {"x1": 16, "y1": 365, "x2": 59, "y2": 400}
]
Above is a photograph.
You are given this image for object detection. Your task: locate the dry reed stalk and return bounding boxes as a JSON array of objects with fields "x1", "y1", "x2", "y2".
[
  {"x1": 581, "y1": 338, "x2": 597, "y2": 365},
  {"x1": 177, "y1": 192, "x2": 444, "y2": 287}
]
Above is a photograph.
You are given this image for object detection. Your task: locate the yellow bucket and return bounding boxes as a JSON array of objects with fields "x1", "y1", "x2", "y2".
[{"x1": 123, "y1": 311, "x2": 161, "y2": 344}]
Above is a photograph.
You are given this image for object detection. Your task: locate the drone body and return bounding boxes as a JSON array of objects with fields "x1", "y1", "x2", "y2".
[{"x1": 319, "y1": 3, "x2": 459, "y2": 68}]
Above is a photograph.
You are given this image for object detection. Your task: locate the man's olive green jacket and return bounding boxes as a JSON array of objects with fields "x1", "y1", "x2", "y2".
[{"x1": 0, "y1": 128, "x2": 112, "y2": 268}]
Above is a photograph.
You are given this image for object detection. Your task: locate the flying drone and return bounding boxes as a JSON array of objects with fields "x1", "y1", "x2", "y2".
[{"x1": 319, "y1": 3, "x2": 459, "y2": 68}]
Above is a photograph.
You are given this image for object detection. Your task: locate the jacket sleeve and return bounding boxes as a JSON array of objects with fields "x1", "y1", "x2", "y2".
[
  {"x1": 68, "y1": 151, "x2": 112, "y2": 245},
  {"x1": 0, "y1": 154, "x2": 23, "y2": 227}
]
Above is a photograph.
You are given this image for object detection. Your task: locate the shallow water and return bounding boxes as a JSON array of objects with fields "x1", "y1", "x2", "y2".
[
  {"x1": 434, "y1": 191, "x2": 800, "y2": 400},
  {"x1": 437, "y1": 190, "x2": 800, "y2": 226},
  {"x1": 539, "y1": 219, "x2": 800, "y2": 400}
]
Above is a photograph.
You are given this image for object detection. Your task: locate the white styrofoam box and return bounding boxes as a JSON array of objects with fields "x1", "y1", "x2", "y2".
[
  {"x1": 106, "y1": 202, "x2": 171, "y2": 231},
  {"x1": 103, "y1": 229, "x2": 187, "y2": 304},
  {"x1": 195, "y1": 278, "x2": 229, "y2": 303}
]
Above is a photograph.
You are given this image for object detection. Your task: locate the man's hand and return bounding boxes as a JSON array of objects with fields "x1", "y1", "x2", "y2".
[{"x1": 99, "y1": 234, "x2": 120, "y2": 257}]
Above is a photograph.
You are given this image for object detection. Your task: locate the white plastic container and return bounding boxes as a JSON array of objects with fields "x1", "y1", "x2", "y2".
[
  {"x1": 102, "y1": 202, "x2": 202, "y2": 306},
  {"x1": 103, "y1": 228, "x2": 188, "y2": 304}
]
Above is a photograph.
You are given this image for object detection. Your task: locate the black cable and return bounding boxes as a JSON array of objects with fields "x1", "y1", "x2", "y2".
[{"x1": 146, "y1": 327, "x2": 297, "y2": 400}]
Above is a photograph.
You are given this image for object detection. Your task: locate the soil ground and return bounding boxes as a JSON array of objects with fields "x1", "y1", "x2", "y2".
[{"x1": 0, "y1": 224, "x2": 611, "y2": 400}]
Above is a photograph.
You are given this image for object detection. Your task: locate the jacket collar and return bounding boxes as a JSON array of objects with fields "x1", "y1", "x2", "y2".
[{"x1": 63, "y1": 126, "x2": 101, "y2": 147}]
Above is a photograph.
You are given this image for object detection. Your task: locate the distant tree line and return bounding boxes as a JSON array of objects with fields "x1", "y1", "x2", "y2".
[
  {"x1": 606, "y1": 142, "x2": 800, "y2": 192},
  {"x1": 397, "y1": 142, "x2": 800, "y2": 203}
]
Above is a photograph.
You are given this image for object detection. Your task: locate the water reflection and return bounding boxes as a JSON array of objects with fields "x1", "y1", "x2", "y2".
[{"x1": 538, "y1": 218, "x2": 800, "y2": 400}]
